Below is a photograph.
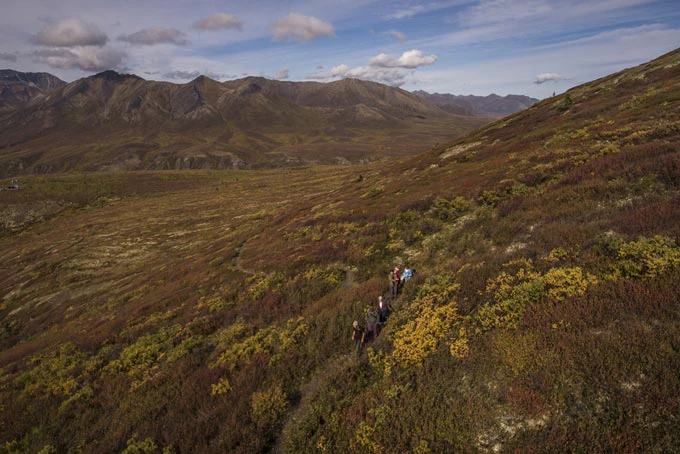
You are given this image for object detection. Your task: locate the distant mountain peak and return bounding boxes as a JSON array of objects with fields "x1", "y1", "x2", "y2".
[
  {"x1": 0, "y1": 69, "x2": 66, "y2": 113},
  {"x1": 91, "y1": 70, "x2": 143, "y2": 83},
  {"x1": 190, "y1": 74, "x2": 214, "y2": 84}
]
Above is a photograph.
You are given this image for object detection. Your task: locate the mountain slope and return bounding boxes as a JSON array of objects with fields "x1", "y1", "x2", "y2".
[
  {"x1": 0, "y1": 69, "x2": 66, "y2": 113},
  {"x1": 0, "y1": 48, "x2": 679, "y2": 453},
  {"x1": 0, "y1": 73, "x2": 487, "y2": 175},
  {"x1": 413, "y1": 90, "x2": 539, "y2": 117}
]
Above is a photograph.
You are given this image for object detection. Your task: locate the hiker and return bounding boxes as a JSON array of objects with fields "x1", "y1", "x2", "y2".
[
  {"x1": 389, "y1": 269, "x2": 398, "y2": 297},
  {"x1": 366, "y1": 306, "x2": 379, "y2": 340},
  {"x1": 394, "y1": 266, "x2": 402, "y2": 294},
  {"x1": 378, "y1": 295, "x2": 389, "y2": 325},
  {"x1": 352, "y1": 321, "x2": 365, "y2": 355},
  {"x1": 401, "y1": 265, "x2": 413, "y2": 284}
]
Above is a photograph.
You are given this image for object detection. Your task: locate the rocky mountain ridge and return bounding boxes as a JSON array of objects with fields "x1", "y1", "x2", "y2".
[
  {"x1": 0, "y1": 69, "x2": 66, "y2": 113},
  {"x1": 412, "y1": 90, "x2": 539, "y2": 117},
  {"x1": 0, "y1": 71, "x2": 489, "y2": 175}
]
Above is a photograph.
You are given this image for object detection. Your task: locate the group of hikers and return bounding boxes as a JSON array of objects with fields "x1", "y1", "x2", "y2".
[{"x1": 352, "y1": 265, "x2": 414, "y2": 354}]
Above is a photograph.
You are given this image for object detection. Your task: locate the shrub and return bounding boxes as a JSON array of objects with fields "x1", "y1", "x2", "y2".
[
  {"x1": 610, "y1": 235, "x2": 680, "y2": 279},
  {"x1": 210, "y1": 377, "x2": 232, "y2": 396},
  {"x1": 477, "y1": 261, "x2": 597, "y2": 330},
  {"x1": 427, "y1": 196, "x2": 471, "y2": 222},
  {"x1": 387, "y1": 275, "x2": 464, "y2": 370},
  {"x1": 556, "y1": 94, "x2": 573, "y2": 112},
  {"x1": 251, "y1": 384, "x2": 288, "y2": 431}
]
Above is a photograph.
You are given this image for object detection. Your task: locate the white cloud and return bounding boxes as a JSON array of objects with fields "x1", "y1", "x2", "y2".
[
  {"x1": 32, "y1": 18, "x2": 108, "y2": 47},
  {"x1": 164, "y1": 70, "x2": 201, "y2": 80},
  {"x1": 33, "y1": 47, "x2": 126, "y2": 72},
  {"x1": 119, "y1": 27, "x2": 188, "y2": 46},
  {"x1": 307, "y1": 49, "x2": 439, "y2": 87},
  {"x1": 194, "y1": 13, "x2": 243, "y2": 31},
  {"x1": 463, "y1": 0, "x2": 553, "y2": 26},
  {"x1": 369, "y1": 49, "x2": 438, "y2": 68},
  {"x1": 306, "y1": 48, "x2": 438, "y2": 87},
  {"x1": 384, "y1": 1, "x2": 462, "y2": 20},
  {"x1": 384, "y1": 5, "x2": 425, "y2": 20},
  {"x1": 534, "y1": 72, "x2": 566, "y2": 84},
  {"x1": 206, "y1": 71, "x2": 236, "y2": 81},
  {"x1": 324, "y1": 64, "x2": 416, "y2": 87},
  {"x1": 0, "y1": 52, "x2": 18, "y2": 62},
  {"x1": 271, "y1": 13, "x2": 334, "y2": 43},
  {"x1": 274, "y1": 68, "x2": 289, "y2": 79},
  {"x1": 385, "y1": 30, "x2": 405, "y2": 42}
]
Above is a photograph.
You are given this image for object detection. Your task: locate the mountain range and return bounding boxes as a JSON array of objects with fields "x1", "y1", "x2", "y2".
[
  {"x1": 413, "y1": 90, "x2": 538, "y2": 117},
  {"x1": 0, "y1": 69, "x2": 536, "y2": 175}
]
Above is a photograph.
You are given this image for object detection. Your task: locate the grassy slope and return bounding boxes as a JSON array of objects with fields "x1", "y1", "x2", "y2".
[{"x1": 1, "y1": 49, "x2": 679, "y2": 453}]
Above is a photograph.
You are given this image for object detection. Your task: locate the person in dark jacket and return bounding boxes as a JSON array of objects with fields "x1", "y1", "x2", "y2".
[
  {"x1": 352, "y1": 321, "x2": 365, "y2": 355},
  {"x1": 389, "y1": 269, "x2": 398, "y2": 297},
  {"x1": 366, "y1": 307, "x2": 379, "y2": 340},
  {"x1": 378, "y1": 295, "x2": 389, "y2": 325}
]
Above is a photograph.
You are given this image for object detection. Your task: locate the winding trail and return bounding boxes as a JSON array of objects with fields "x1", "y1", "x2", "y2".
[
  {"x1": 273, "y1": 355, "x2": 358, "y2": 453},
  {"x1": 232, "y1": 239, "x2": 257, "y2": 275}
]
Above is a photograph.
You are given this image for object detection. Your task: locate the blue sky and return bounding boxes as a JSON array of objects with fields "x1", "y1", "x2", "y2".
[{"x1": 1, "y1": 0, "x2": 678, "y2": 98}]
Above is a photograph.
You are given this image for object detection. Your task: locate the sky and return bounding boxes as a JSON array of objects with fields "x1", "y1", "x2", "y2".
[{"x1": 1, "y1": 0, "x2": 678, "y2": 99}]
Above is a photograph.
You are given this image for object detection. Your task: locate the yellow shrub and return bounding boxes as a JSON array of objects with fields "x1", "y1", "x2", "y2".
[
  {"x1": 213, "y1": 317, "x2": 307, "y2": 371},
  {"x1": 210, "y1": 377, "x2": 232, "y2": 396},
  {"x1": 251, "y1": 384, "x2": 288, "y2": 429},
  {"x1": 449, "y1": 328, "x2": 470, "y2": 360},
  {"x1": 543, "y1": 267, "x2": 597, "y2": 301},
  {"x1": 610, "y1": 235, "x2": 680, "y2": 279},
  {"x1": 391, "y1": 302, "x2": 461, "y2": 369},
  {"x1": 477, "y1": 261, "x2": 597, "y2": 331}
]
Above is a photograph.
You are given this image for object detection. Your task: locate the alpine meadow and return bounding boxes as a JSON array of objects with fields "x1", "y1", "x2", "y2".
[{"x1": 1, "y1": 4, "x2": 680, "y2": 453}]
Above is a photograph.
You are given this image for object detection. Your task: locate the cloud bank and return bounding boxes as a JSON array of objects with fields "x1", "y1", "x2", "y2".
[
  {"x1": 271, "y1": 14, "x2": 334, "y2": 42},
  {"x1": 32, "y1": 19, "x2": 108, "y2": 47},
  {"x1": 308, "y1": 49, "x2": 438, "y2": 87},
  {"x1": 369, "y1": 49, "x2": 437, "y2": 68},
  {"x1": 33, "y1": 47, "x2": 125, "y2": 71},
  {"x1": 164, "y1": 70, "x2": 201, "y2": 80}
]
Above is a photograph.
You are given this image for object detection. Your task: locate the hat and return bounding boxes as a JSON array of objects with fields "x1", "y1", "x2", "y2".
[{"x1": 353, "y1": 320, "x2": 359, "y2": 328}]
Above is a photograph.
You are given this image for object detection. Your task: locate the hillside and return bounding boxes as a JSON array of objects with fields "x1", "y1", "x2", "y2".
[
  {"x1": 0, "y1": 70, "x2": 66, "y2": 114},
  {"x1": 0, "y1": 73, "x2": 487, "y2": 175},
  {"x1": 0, "y1": 47, "x2": 679, "y2": 453},
  {"x1": 413, "y1": 90, "x2": 539, "y2": 117}
]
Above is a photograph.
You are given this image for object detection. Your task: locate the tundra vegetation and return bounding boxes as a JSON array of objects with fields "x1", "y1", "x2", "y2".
[{"x1": 1, "y1": 50, "x2": 679, "y2": 453}]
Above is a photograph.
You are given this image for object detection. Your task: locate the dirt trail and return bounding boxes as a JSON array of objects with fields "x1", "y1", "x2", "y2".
[
  {"x1": 274, "y1": 355, "x2": 357, "y2": 453},
  {"x1": 232, "y1": 239, "x2": 257, "y2": 275}
]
